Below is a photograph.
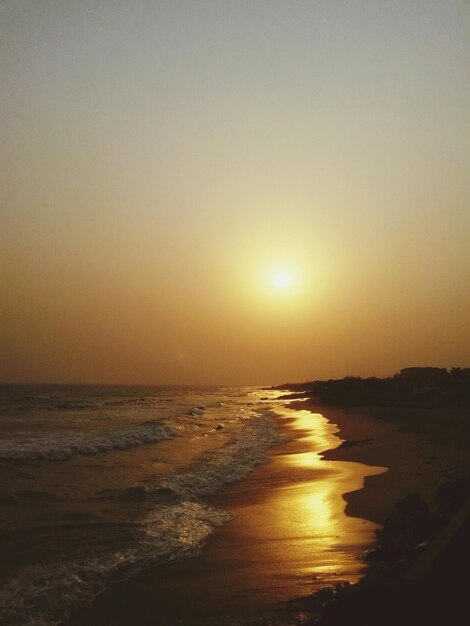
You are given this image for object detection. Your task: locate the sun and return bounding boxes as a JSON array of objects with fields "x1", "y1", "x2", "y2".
[{"x1": 271, "y1": 270, "x2": 293, "y2": 289}]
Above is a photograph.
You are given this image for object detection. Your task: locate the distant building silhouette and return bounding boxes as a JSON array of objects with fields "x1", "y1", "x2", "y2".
[{"x1": 398, "y1": 367, "x2": 449, "y2": 386}]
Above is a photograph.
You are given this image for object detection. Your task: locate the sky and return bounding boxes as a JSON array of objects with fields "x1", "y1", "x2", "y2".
[{"x1": 1, "y1": 0, "x2": 469, "y2": 385}]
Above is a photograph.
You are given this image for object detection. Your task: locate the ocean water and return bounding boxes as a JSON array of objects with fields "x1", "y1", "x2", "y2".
[{"x1": 0, "y1": 385, "x2": 285, "y2": 626}]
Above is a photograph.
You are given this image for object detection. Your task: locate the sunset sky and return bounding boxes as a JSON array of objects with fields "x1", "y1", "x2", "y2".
[{"x1": 1, "y1": 0, "x2": 469, "y2": 385}]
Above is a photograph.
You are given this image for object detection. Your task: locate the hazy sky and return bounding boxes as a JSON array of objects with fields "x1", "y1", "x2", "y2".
[{"x1": 1, "y1": 0, "x2": 469, "y2": 384}]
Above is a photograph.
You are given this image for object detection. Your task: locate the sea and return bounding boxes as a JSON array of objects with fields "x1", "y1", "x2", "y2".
[{"x1": 0, "y1": 384, "x2": 287, "y2": 626}]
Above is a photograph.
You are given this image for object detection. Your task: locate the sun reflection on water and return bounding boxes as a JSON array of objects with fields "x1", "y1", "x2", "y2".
[{"x1": 262, "y1": 402, "x2": 386, "y2": 585}]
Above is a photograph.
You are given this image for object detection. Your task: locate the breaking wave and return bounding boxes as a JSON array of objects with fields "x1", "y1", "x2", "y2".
[
  {"x1": 0, "y1": 502, "x2": 231, "y2": 626},
  {"x1": 0, "y1": 421, "x2": 176, "y2": 461},
  {"x1": 160, "y1": 413, "x2": 283, "y2": 499},
  {"x1": 0, "y1": 400, "x2": 285, "y2": 626}
]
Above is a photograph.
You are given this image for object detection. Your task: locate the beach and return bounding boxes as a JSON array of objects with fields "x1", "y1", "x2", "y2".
[
  {"x1": 292, "y1": 396, "x2": 470, "y2": 626},
  {"x1": 301, "y1": 400, "x2": 469, "y2": 525},
  {"x1": 70, "y1": 400, "x2": 385, "y2": 626},
  {"x1": 2, "y1": 3, "x2": 469, "y2": 624},
  {"x1": 66, "y1": 401, "x2": 389, "y2": 626},
  {"x1": 1, "y1": 386, "x2": 468, "y2": 626},
  {"x1": 67, "y1": 394, "x2": 469, "y2": 626},
  {"x1": 0, "y1": 386, "x2": 284, "y2": 625}
]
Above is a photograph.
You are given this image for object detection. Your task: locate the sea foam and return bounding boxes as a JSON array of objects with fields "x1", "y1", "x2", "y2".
[
  {"x1": 0, "y1": 502, "x2": 231, "y2": 626},
  {"x1": 0, "y1": 397, "x2": 285, "y2": 626},
  {"x1": 0, "y1": 420, "x2": 176, "y2": 461},
  {"x1": 159, "y1": 412, "x2": 283, "y2": 499}
]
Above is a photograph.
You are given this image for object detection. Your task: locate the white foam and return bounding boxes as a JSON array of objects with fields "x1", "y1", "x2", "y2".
[
  {"x1": 187, "y1": 406, "x2": 205, "y2": 416},
  {"x1": 56, "y1": 401, "x2": 105, "y2": 409},
  {"x1": 159, "y1": 412, "x2": 284, "y2": 499},
  {"x1": 0, "y1": 502, "x2": 231, "y2": 626},
  {"x1": 0, "y1": 404, "x2": 286, "y2": 626},
  {"x1": 0, "y1": 421, "x2": 176, "y2": 460}
]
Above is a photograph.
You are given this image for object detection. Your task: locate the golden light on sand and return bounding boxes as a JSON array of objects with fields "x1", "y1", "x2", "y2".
[
  {"x1": 267, "y1": 405, "x2": 386, "y2": 582},
  {"x1": 271, "y1": 270, "x2": 293, "y2": 290}
]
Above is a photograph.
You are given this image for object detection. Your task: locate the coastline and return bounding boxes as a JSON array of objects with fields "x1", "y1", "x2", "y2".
[
  {"x1": 66, "y1": 394, "x2": 469, "y2": 626},
  {"x1": 297, "y1": 398, "x2": 469, "y2": 525},
  {"x1": 67, "y1": 399, "x2": 386, "y2": 626},
  {"x1": 279, "y1": 396, "x2": 470, "y2": 626}
]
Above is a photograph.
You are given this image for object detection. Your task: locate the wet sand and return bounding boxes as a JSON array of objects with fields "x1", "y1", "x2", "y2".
[
  {"x1": 308, "y1": 401, "x2": 470, "y2": 524},
  {"x1": 69, "y1": 403, "x2": 385, "y2": 626}
]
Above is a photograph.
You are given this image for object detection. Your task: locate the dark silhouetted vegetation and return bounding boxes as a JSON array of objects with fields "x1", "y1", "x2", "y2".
[{"x1": 276, "y1": 367, "x2": 470, "y2": 410}]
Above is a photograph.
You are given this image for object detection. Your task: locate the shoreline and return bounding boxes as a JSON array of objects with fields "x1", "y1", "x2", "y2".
[
  {"x1": 68, "y1": 400, "x2": 386, "y2": 626},
  {"x1": 66, "y1": 394, "x2": 469, "y2": 626},
  {"x1": 296, "y1": 398, "x2": 469, "y2": 525},
  {"x1": 280, "y1": 396, "x2": 470, "y2": 626}
]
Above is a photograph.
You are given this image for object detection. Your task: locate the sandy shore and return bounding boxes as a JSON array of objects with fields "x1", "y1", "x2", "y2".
[
  {"x1": 287, "y1": 398, "x2": 470, "y2": 626},
  {"x1": 301, "y1": 399, "x2": 469, "y2": 525},
  {"x1": 67, "y1": 398, "x2": 469, "y2": 625},
  {"x1": 68, "y1": 403, "x2": 385, "y2": 625}
]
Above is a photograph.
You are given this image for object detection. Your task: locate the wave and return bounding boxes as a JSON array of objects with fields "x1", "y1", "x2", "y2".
[
  {"x1": 93, "y1": 412, "x2": 282, "y2": 506},
  {"x1": 187, "y1": 406, "x2": 205, "y2": 416},
  {"x1": 9, "y1": 397, "x2": 159, "y2": 411},
  {"x1": 0, "y1": 409, "x2": 284, "y2": 626},
  {"x1": 159, "y1": 412, "x2": 283, "y2": 499},
  {"x1": 56, "y1": 401, "x2": 105, "y2": 410},
  {"x1": 22, "y1": 395, "x2": 53, "y2": 401},
  {"x1": 0, "y1": 502, "x2": 231, "y2": 626},
  {"x1": 55, "y1": 398, "x2": 156, "y2": 410},
  {"x1": 0, "y1": 421, "x2": 176, "y2": 461}
]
